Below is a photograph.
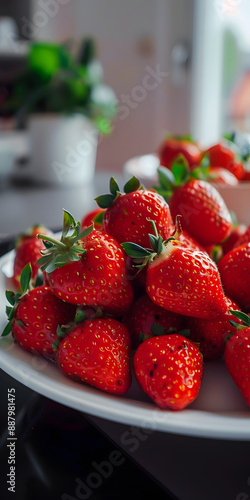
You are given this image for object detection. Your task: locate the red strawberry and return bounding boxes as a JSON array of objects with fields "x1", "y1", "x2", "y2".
[
  {"x1": 57, "y1": 317, "x2": 131, "y2": 395},
  {"x1": 206, "y1": 140, "x2": 244, "y2": 180},
  {"x1": 232, "y1": 224, "x2": 250, "y2": 250},
  {"x1": 37, "y1": 211, "x2": 133, "y2": 316},
  {"x1": 176, "y1": 229, "x2": 207, "y2": 253},
  {"x1": 81, "y1": 208, "x2": 105, "y2": 231},
  {"x1": 133, "y1": 334, "x2": 203, "y2": 410},
  {"x1": 224, "y1": 311, "x2": 250, "y2": 406},
  {"x1": 185, "y1": 297, "x2": 241, "y2": 360},
  {"x1": 207, "y1": 167, "x2": 238, "y2": 185},
  {"x1": 169, "y1": 179, "x2": 232, "y2": 246},
  {"x1": 206, "y1": 141, "x2": 235, "y2": 168},
  {"x1": 221, "y1": 223, "x2": 246, "y2": 255},
  {"x1": 122, "y1": 293, "x2": 182, "y2": 348},
  {"x1": 217, "y1": 243, "x2": 250, "y2": 312},
  {"x1": 2, "y1": 264, "x2": 75, "y2": 358},
  {"x1": 122, "y1": 225, "x2": 227, "y2": 319},
  {"x1": 158, "y1": 136, "x2": 202, "y2": 171},
  {"x1": 95, "y1": 176, "x2": 173, "y2": 248},
  {"x1": 13, "y1": 224, "x2": 52, "y2": 288}
]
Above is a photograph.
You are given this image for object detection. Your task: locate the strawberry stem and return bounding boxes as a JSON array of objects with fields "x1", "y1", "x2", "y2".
[{"x1": 37, "y1": 234, "x2": 67, "y2": 250}]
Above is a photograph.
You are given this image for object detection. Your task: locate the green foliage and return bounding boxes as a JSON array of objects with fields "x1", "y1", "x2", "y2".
[{"x1": 5, "y1": 40, "x2": 117, "y2": 133}]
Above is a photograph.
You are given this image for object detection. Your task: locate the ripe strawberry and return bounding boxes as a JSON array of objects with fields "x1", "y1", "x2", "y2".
[
  {"x1": 37, "y1": 210, "x2": 133, "y2": 316},
  {"x1": 185, "y1": 297, "x2": 241, "y2": 360},
  {"x1": 122, "y1": 293, "x2": 182, "y2": 348},
  {"x1": 232, "y1": 224, "x2": 250, "y2": 250},
  {"x1": 169, "y1": 179, "x2": 232, "y2": 246},
  {"x1": 95, "y1": 176, "x2": 173, "y2": 248},
  {"x1": 57, "y1": 317, "x2": 131, "y2": 395},
  {"x1": 2, "y1": 264, "x2": 75, "y2": 358},
  {"x1": 81, "y1": 208, "x2": 105, "y2": 231},
  {"x1": 222, "y1": 223, "x2": 246, "y2": 254},
  {"x1": 217, "y1": 243, "x2": 250, "y2": 311},
  {"x1": 133, "y1": 334, "x2": 203, "y2": 410},
  {"x1": 158, "y1": 136, "x2": 202, "y2": 171},
  {"x1": 122, "y1": 222, "x2": 227, "y2": 319},
  {"x1": 206, "y1": 140, "x2": 244, "y2": 180},
  {"x1": 224, "y1": 310, "x2": 250, "y2": 407},
  {"x1": 207, "y1": 167, "x2": 238, "y2": 185},
  {"x1": 13, "y1": 224, "x2": 52, "y2": 288}
]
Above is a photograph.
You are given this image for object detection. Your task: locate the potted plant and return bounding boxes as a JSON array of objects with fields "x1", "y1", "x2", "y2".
[{"x1": 6, "y1": 39, "x2": 117, "y2": 186}]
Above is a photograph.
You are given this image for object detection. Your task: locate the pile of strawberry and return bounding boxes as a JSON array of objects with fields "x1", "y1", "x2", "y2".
[
  {"x1": 2, "y1": 173, "x2": 250, "y2": 411},
  {"x1": 158, "y1": 132, "x2": 250, "y2": 184}
]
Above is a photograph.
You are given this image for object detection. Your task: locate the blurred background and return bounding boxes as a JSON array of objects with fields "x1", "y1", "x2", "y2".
[
  {"x1": 0, "y1": 0, "x2": 249, "y2": 231},
  {"x1": 0, "y1": 0, "x2": 249, "y2": 172}
]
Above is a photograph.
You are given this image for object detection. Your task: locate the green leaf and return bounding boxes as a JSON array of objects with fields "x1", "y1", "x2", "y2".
[
  {"x1": 5, "y1": 290, "x2": 16, "y2": 306},
  {"x1": 1, "y1": 322, "x2": 12, "y2": 337},
  {"x1": 36, "y1": 254, "x2": 53, "y2": 266},
  {"x1": 93, "y1": 211, "x2": 104, "y2": 224},
  {"x1": 123, "y1": 176, "x2": 141, "y2": 194},
  {"x1": 20, "y1": 263, "x2": 32, "y2": 294},
  {"x1": 62, "y1": 209, "x2": 76, "y2": 238},
  {"x1": 52, "y1": 338, "x2": 61, "y2": 350},
  {"x1": 171, "y1": 155, "x2": 189, "y2": 186},
  {"x1": 57, "y1": 325, "x2": 67, "y2": 337},
  {"x1": 229, "y1": 310, "x2": 250, "y2": 326},
  {"x1": 95, "y1": 193, "x2": 115, "y2": 209},
  {"x1": 110, "y1": 177, "x2": 120, "y2": 196},
  {"x1": 151, "y1": 323, "x2": 165, "y2": 336},
  {"x1": 121, "y1": 242, "x2": 152, "y2": 259},
  {"x1": 148, "y1": 234, "x2": 159, "y2": 253},
  {"x1": 74, "y1": 309, "x2": 87, "y2": 323},
  {"x1": 43, "y1": 240, "x2": 54, "y2": 249},
  {"x1": 54, "y1": 254, "x2": 69, "y2": 267},
  {"x1": 73, "y1": 224, "x2": 93, "y2": 242},
  {"x1": 16, "y1": 320, "x2": 25, "y2": 326},
  {"x1": 157, "y1": 166, "x2": 175, "y2": 190},
  {"x1": 6, "y1": 306, "x2": 14, "y2": 322}
]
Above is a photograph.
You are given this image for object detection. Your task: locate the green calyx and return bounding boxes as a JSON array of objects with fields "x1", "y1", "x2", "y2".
[
  {"x1": 121, "y1": 218, "x2": 180, "y2": 269},
  {"x1": 36, "y1": 209, "x2": 93, "y2": 274},
  {"x1": 95, "y1": 175, "x2": 142, "y2": 209},
  {"x1": 2, "y1": 263, "x2": 33, "y2": 337},
  {"x1": 228, "y1": 310, "x2": 250, "y2": 336},
  {"x1": 52, "y1": 306, "x2": 104, "y2": 349},
  {"x1": 154, "y1": 154, "x2": 212, "y2": 201}
]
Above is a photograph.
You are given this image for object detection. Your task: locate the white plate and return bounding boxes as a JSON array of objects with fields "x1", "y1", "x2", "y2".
[{"x1": 0, "y1": 250, "x2": 249, "y2": 440}]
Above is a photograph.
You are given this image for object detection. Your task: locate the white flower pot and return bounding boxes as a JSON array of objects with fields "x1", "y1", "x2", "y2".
[{"x1": 27, "y1": 114, "x2": 98, "y2": 186}]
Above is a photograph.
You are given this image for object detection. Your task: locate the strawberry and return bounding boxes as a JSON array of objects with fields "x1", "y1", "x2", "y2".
[
  {"x1": 169, "y1": 178, "x2": 232, "y2": 246},
  {"x1": 122, "y1": 221, "x2": 227, "y2": 319},
  {"x1": 133, "y1": 334, "x2": 203, "y2": 410},
  {"x1": 37, "y1": 210, "x2": 133, "y2": 316},
  {"x1": 158, "y1": 135, "x2": 202, "y2": 171},
  {"x1": 184, "y1": 297, "x2": 241, "y2": 360},
  {"x1": 217, "y1": 243, "x2": 250, "y2": 312},
  {"x1": 232, "y1": 224, "x2": 250, "y2": 250},
  {"x1": 13, "y1": 224, "x2": 52, "y2": 288},
  {"x1": 95, "y1": 176, "x2": 173, "y2": 248},
  {"x1": 57, "y1": 317, "x2": 131, "y2": 395},
  {"x1": 222, "y1": 223, "x2": 246, "y2": 254},
  {"x1": 207, "y1": 167, "x2": 238, "y2": 185},
  {"x1": 122, "y1": 293, "x2": 182, "y2": 348},
  {"x1": 205, "y1": 139, "x2": 244, "y2": 180},
  {"x1": 2, "y1": 264, "x2": 75, "y2": 358},
  {"x1": 224, "y1": 310, "x2": 250, "y2": 407},
  {"x1": 153, "y1": 161, "x2": 232, "y2": 246},
  {"x1": 81, "y1": 208, "x2": 105, "y2": 231}
]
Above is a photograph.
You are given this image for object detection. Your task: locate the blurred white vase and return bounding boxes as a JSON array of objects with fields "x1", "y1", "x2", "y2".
[{"x1": 28, "y1": 114, "x2": 98, "y2": 186}]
